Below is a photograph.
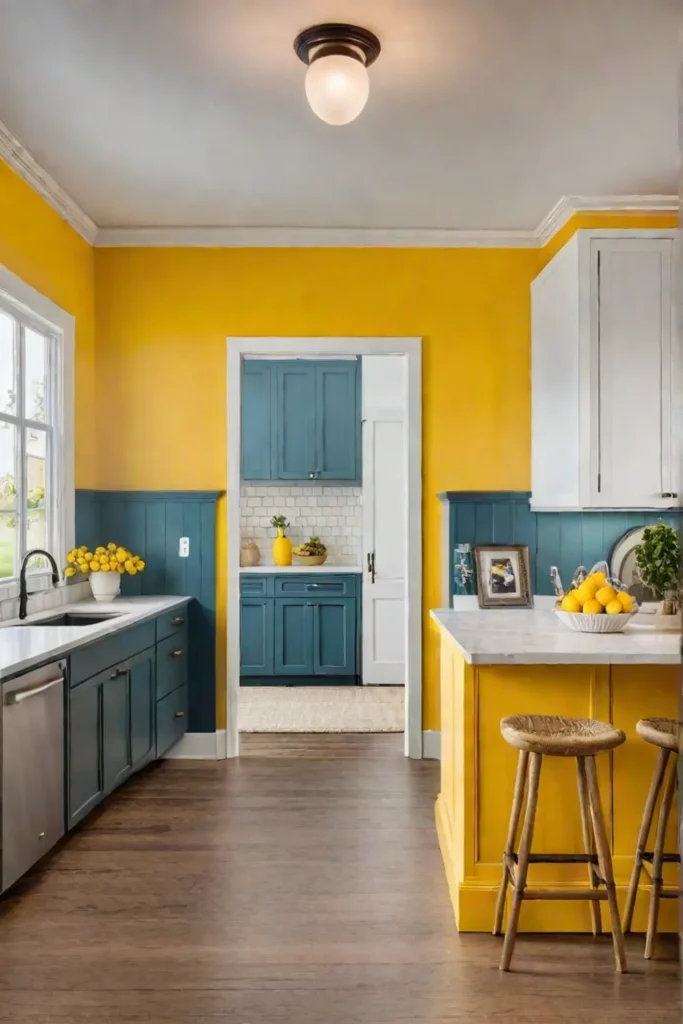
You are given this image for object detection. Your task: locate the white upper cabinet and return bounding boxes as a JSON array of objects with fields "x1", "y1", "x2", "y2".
[{"x1": 531, "y1": 230, "x2": 677, "y2": 510}]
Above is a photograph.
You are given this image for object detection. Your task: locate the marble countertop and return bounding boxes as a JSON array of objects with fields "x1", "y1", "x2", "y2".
[
  {"x1": 430, "y1": 607, "x2": 681, "y2": 665},
  {"x1": 0, "y1": 595, "x2": 190, "y2": 680},
  {"x1": 240, "y1": 565, "x2": 362, "y2": 574}
]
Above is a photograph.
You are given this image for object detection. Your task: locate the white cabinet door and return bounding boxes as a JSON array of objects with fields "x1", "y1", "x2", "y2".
[{"x1": 591, "y1": 238, "x2": 673, "y2": 508}]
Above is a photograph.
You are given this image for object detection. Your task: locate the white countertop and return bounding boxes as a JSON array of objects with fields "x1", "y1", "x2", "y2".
[
  {"x1": 0, "y1": 596, "x2": 190, "y2": 680},
  {"x1": 240, "y1": 565, "x2": 362, "y2": 574},
  {"x1": 430, "y1": 607, "x2": 681, "y2": 665}
]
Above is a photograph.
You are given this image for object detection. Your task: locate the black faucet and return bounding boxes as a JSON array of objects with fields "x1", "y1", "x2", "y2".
[{"x1": 19, "y1": 549, "x2": 61, "y2": 620}]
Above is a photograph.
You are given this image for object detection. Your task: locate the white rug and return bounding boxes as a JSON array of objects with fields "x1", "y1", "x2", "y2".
[{"x1": 239, "y1": 686, "x2": 404, "y2": 733}]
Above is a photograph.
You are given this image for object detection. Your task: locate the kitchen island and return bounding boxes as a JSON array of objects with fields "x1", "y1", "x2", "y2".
[{"x1": 431, "y1": 607, "x2": 680, "y2": 934}]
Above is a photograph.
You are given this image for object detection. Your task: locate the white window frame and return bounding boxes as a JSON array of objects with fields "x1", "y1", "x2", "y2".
[{"x1": 0, "y1": 262, "x2": 74, "y2": 599}]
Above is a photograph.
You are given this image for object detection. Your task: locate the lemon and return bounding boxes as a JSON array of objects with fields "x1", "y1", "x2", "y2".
[
  {"x1": 583, "y1": 599, "x2": 603, "y2": 615},
  {"x1": 605, "y1": 600, "x2": 622, "y2": 615},
  {"x1": 589, "y1": 571, "x2": 607, "y2": 586},
  {"x1": 64, "y1": 566, "x2": 76, "y2": 577},
  {"x1": 560, "y1": 594, "x2": 582, "y2": 612},
  {"x1": 576, "y1": 581, "x2": 598, "y2": 605},
  {"x1": 617, "y1": 591, "x2": 634, "y2": 613},
  {"x1": 595, "y1": 585, "x2": 617, "y2": 608}
]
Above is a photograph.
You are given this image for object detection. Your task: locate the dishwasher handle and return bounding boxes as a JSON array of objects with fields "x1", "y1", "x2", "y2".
[{"x1": 6, "y1": 676, "x2": 64, "y2": 705}]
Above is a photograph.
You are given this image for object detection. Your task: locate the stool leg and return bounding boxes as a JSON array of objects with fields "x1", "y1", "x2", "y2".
[
  {"x1": 644, "y1": 753, "x2": 677, "y2": 960},
  {"x1": 493, "y1": 750, "x2": 529, "y2": 936},
  {"x1": 576, "y1": 757, "x2": 601, "y2": 936},
  {"x1": 623, "y1": 747, "x2": 669, "y2": 934},
  {"x1": 499, "y1": 751, "x2": 541, "y2": 972},
  {"x1": 584, "y1": 755, "x2": 627, "y2": 973}
]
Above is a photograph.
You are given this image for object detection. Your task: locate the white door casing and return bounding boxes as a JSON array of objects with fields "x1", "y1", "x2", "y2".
[{"x1": 361, "y1": 356, "x2": 406, "y2": 686}]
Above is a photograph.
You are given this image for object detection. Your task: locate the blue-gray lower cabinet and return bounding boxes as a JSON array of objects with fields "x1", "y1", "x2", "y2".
[
  {"x1": 129, "y1": 648, "x2": 156, "y2": 770},
  {"x1": 102, "y1": 668, "x2": 132, "y2": 793},
  {"x1": 313, "y1": 599, "x2": 356, "y2": 675},
  {"x1": 240, "y1": 598, "x2": 274, "y2": 675},
  {"x1": 274, "y1": 599, "x2": 314, "y2": 675},
  {"x1": 68, "y1": 675, "x2": 104, "y2": 828}
]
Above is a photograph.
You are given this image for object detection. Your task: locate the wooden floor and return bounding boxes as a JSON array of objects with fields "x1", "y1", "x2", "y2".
[{"x1": 0, "y1": 734, "x2": 678, "y2": 1023}]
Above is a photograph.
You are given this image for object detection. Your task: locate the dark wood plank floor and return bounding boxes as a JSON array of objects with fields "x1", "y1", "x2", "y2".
[{"x1": 0, "y1": 734, "x2": 678, "y2": 1023}]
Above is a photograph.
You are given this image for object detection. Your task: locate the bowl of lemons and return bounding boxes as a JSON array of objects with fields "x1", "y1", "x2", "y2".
[{"x1": 555, "y1": 568, "x2": 637, "y2": 633}]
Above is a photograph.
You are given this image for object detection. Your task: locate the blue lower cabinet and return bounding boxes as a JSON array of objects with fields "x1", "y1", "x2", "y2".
[
  {"x1": 313, "y1": 599, "x2": 356, "y2": 675},
  {"x1": 156, "y1": 684, "x2": 188, "y2": 757},
  {"x1": 129, "y1": 649, "x2": 156, "y2": 770},
  {"x1": 274, "y1": 599, "x2": 314, "y2": 675},
  {"x1": 102, "y1": 668, "x2": 132, "y2": 793},
  {"x1": 156, "y1": 629, "x2": 189, "y2": 700},
  {"x1": 240, "y1": 598, "x2": 274, "y2": 675},
  {"x1": 68, "y1": 676, "x2": 104, "y2": 828}
]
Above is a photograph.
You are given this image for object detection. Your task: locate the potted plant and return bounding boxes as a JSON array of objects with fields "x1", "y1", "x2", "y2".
[
  {"x1": 634, "y1": 523, "x2": 681, "y2": 615},
  {"x1": 293, "y1": 536, "x2": 328, "y2": 567},
  {"x1": 64, "y1": 542, "x2": 146, "y2": 601},
  {"x1": 270, "y1": 515, "x2": 292, "y2": 567}
]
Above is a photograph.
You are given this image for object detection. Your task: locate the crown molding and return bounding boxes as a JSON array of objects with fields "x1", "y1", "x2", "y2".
[
  {"x1": 94, "y1": 225, "x2": 539, "y2": 248},
  {"x1": 535, "y1": 194, "x2": 677, "y2": 246},
  {"x1": 0, "y1": 119, "x2": 97, "y2": 245}
]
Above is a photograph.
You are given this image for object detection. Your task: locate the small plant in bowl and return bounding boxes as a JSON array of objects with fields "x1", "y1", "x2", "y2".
[{"x1": 293, "y1": 536, "x2": 328, "y2": 566}]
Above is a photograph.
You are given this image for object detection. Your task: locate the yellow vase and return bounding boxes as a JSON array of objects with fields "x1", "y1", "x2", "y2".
[{"x1": 272, "y1": 527, "x2": 292, "y2": 567}]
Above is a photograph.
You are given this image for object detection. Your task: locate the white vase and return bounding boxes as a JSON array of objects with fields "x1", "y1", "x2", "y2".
[{"x1": 89, "y1": 571, "x2": 121, "y2": 602}]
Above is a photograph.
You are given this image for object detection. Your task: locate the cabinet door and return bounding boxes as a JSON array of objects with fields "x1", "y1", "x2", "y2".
[
  {"x1": 313, "y1": 598, "x2": 356, "y2": 675},
  {"x1": 102, "y1": 667, "x2": 132, "y2": 793},
  {"x1": 129, "y1": 649, "x2": 155, "y2": 770},
  {"x1": 275, "y1": 363, "x2": 316, "y2": 479},
  {"x1": 274, "y1": 599, "x2": 314, "y2": 675},
  {"x1": 592, "y1": 238, "x2": 674, "y2": 507},
  {"x1": 240, "y1": 598, "x2": 274, "y2": 675},
  {"x1": 68, "y1": 676, "x2": 103, "y2": 829},
  {"x1": 315, "y1": 362, "x2": 359, "y2": 480},
  {"x1": 242, "y1": 362, "x2": 273, "y2": 480}
]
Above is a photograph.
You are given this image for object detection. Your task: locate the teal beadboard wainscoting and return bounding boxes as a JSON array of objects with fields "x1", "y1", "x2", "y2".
[
  {"x1": 76, "y1": 490, "x2": 221, "y2": 733},
  {"x1": 438, "y1": 491, "x2": 680, "y2": 603}
]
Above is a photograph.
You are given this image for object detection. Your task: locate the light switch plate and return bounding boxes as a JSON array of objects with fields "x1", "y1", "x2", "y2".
[{"x1": 179, "y1": 537, "x2": 190, "y2": 557}]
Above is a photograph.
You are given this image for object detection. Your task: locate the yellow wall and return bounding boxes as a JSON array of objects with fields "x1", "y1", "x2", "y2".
[{"x1": 0, "y1": 161, "x2": 96, "y2": 486}]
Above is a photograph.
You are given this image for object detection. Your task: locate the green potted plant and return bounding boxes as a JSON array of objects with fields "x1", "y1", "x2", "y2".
[
  {"x1": 634, "y1": 523, "x2": 681, "y2": 615},
  {"x1": 270, "y1": 515, "x2": 292, "y2": 566},
  {"x1": 293, "y1": 535, "x2": 328, "y2": 567}
]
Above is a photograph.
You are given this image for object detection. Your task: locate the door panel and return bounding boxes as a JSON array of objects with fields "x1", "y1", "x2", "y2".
[
  {"x1": 68, "y1": 677, "x2": 103, "y2": 828},
  {"x1": 313, "y1": 599, "x2": 356, "y2": 675},
  {"x1": 242, "y1": 363, "x2": 273, "y2": 479},
  {"x1": 102, "y1": 669, "x2": 132, "y2": 792},
  {"x1": 276, "y1": 364, "x2": 316, "y2": 479},
  {"x1": 315, "y1": 362, "x2": 359, "y2": 480},
  {"x1": 240, "y1": 598, "x2": 274, "y2": 675},
  {"x1": 130, "y1": 650, "x2": 155, "y2": 769},
  {"x1": 274, "y1": 599, "x2": 313, "y2": 674}
]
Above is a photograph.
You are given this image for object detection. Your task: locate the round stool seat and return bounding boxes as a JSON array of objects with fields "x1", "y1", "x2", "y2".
[
  {"x1": 500, "y1": 714, "x2": 625, "y2": 757},
  {"x1": 636, "y1": 717, "x2": 680, "y2": 752}
]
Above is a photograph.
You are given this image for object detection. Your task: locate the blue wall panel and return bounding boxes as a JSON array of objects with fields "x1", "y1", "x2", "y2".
[
  {"x1": 76, "y1": 490, "x2": 221, "y2": 733},
  {"x1": 440, "y1": 491, "x2": 680, "y2": 598}
]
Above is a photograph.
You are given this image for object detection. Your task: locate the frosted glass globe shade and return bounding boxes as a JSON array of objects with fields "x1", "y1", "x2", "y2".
[{"x1": 305, "y1": 53, "x2": 370, "y2": 125}]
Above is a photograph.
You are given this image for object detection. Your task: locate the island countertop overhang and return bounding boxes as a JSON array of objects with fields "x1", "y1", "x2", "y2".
[{"x1": 430, "y1": 608, "x2": 681, "y2": 666}]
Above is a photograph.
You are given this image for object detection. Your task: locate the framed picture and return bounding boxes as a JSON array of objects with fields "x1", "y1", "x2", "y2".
[{"x1": 473, "y1": 545, "x2": 533, "y2": 609}]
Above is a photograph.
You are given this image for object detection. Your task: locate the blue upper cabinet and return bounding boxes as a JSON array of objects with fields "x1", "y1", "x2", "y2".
[{"x1": 242, "y1": 359, "x2": 360, "y2": 482}]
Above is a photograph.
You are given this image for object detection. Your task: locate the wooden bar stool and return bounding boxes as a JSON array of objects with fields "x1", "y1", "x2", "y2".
[
  {"x1": 623, "y1": 717, "x2": 681, "y2": 959},
  {"x1": 493, "y1": 714, "x2": 627, "y2": 973}
]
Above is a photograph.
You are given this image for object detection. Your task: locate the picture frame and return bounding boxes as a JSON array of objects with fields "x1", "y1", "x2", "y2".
[{"x1": 473, "y1": 545, "x2": 533, "y2": 609}]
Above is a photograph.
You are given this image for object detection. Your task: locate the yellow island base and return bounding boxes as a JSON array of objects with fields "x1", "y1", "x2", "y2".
[{"x1": 431, "y1": 608, "x2": 680, "y2": 934}]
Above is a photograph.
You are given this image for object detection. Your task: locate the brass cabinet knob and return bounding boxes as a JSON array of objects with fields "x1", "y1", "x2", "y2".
[
  {"x1": 171, "y1": 649, "x2": 183, "y2": 658},
  {"x1": 174, "y1": 711, "x2": 185, "y2": 719},
  {"x1": 171, "y1": 617, "x2": 185, "y2": 626},
  {"x1": 38, "y1": 832, "x2": 45, "y2": 840}
]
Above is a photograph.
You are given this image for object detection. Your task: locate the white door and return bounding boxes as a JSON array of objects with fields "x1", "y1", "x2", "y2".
[
  {"x1": 592, "y1": 237, "x2": 674, "y2": 508},
  {"x1": 361, "y1": 357, "x2": 405, "y2": 685}
]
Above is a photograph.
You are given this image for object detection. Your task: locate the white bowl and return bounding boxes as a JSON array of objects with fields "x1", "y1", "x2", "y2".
[{"x1": 555, "y1": 609, "x2": 636, "y2": 633}]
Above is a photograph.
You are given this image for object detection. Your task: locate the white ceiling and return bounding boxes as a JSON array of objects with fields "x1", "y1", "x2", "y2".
[{"x1": 0, "y1": 0, "x2": 678, "y2": 231}]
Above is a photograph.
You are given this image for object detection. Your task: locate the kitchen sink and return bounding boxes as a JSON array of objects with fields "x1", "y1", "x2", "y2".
[{"x1": 18, "y1": 613, "x2": 122, "y2": 627}]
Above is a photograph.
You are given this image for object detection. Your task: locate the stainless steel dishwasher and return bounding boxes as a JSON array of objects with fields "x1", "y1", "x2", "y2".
[{"x1": 1, "y1": 660, "x2": 66, "y2": 893}]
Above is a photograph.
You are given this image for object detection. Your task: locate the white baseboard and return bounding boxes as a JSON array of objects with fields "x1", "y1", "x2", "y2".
[
  {"x1": 163, "y1": 730, "x2": 227, "y2": 760},
  {"x1": 422, "y1": 730, "x2": 441, "y2": 759}
]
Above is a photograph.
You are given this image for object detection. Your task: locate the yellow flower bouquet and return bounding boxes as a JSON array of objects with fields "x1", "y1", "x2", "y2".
[{"x1": 64, "y1": 543, "x2": 146, "y2": 601}]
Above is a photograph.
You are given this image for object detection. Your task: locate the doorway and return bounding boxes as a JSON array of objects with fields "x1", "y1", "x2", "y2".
[{"x1": 226, "y1": 337, "x2": 422, "y2": 757}]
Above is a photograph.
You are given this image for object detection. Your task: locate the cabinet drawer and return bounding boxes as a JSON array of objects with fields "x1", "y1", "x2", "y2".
[
  {"x1": 156, "y1": 684, "x2": 188, "y2": 757},
  {"x1": 239, "y1": 575, "x2": 274, "y2": 597},
  {"x1": 156, "y1": 629, "x2": 188, "y2": 700},
  {"x1": 156, "y1": 604, "x2": 190, "y2": 643},
  {"x1": 70, "y1": 621, "x2": 156, "y2": 686},
  {"x1": 274, "y1": 575, "x2": 358, "y2": 598}
]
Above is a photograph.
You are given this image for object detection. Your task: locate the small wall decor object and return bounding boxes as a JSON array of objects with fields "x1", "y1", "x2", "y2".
[
  {"x1": 270, "y1": 515, "x2": 292, "y2": 567},
  {"x1": 293, "y1": 536, "x2": 328, "y2": 567},
  {"x1": 240, "y1": 540, "x2": 261, "y2": 567},
  {"x1": 64, "y1": 543, "x2": 146, "y2": 601},
  {"x1": 634, "y1": 522, "x2": 681, "y2": 615},
  {"x1": 474, "y1": 545, "x2": 533, "y2": 609},
  {"x1": 453, "y1": 543, "x2": 475, "y2": 597}
]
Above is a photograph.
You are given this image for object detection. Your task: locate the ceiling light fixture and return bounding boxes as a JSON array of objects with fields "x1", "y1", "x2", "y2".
[{"x1": 294, "y1": 23, "x2": 381, "y2": 126}]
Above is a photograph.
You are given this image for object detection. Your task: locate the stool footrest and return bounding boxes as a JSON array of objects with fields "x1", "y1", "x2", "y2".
[
  {"x1": 520, "y1": 888, "x2": 609, "y2": 901},
  {"x1": 640, "y1": 852, "x2": 681, "y2": 864},
  {"x1": 510, "y1": 852, "x2": 599, "y2": 865}
]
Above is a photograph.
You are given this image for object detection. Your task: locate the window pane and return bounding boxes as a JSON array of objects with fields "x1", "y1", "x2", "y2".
[
  {"x1": 26, "y1": 427, "x2": 47, "y2": 559},
  {"x1": 0, "y1": 310, "x2": 16, "y2": 416},
  {"x1": 0, "y1": 420, "x2": 17, "y2": 578},
  {"x1": 25, "y1": 328, "x2": 47, "y2": 423}
]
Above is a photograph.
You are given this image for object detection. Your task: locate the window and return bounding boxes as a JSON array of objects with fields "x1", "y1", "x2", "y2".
[{"x1": 0, "y1": 291, "x2": 69, "y2": 584}]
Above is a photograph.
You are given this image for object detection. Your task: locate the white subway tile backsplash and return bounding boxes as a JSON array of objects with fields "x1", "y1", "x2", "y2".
[{"x1": 240, "y1": 484, "x2": 362, "y2": 565}]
